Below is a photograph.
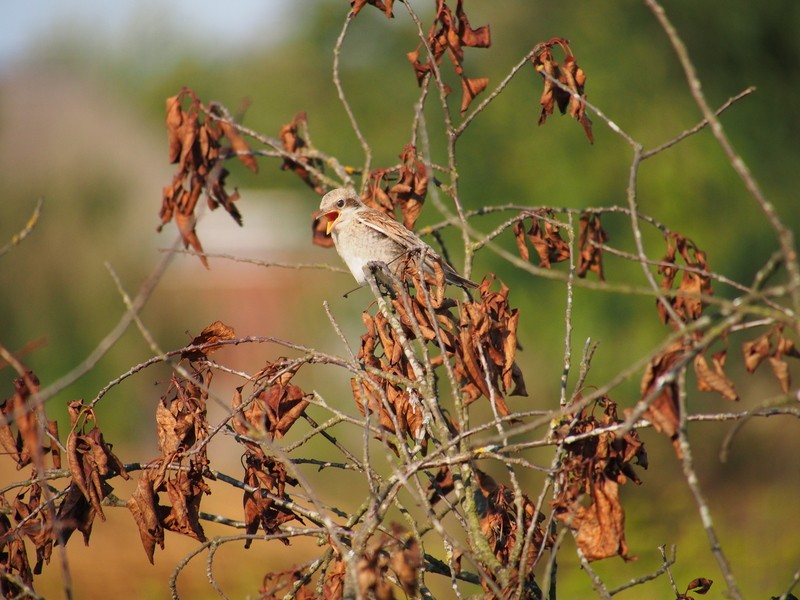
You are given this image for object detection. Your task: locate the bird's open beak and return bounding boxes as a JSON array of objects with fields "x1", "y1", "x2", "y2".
[{"x1": 324, "y1": 211, "x2": 340, "y2": 235}]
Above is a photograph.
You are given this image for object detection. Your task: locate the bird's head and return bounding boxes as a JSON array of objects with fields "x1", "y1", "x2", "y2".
[{"x1": 319, "y1": 188, "x2": 363, "y2": 235}]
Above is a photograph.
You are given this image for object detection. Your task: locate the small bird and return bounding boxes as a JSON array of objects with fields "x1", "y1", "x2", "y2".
[{"x1": 319, "y1": 188, "x2": 477, "y2": 290}]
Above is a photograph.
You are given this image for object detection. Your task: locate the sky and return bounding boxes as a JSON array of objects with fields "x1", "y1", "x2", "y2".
[{"x1": 1, "y1": 0, "x2": 293, "y2": 70}]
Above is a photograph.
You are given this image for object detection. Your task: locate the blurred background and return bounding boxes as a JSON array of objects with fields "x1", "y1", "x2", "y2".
[{"x1": 1, "y1": 1, "x2": 798, "y2": 597}]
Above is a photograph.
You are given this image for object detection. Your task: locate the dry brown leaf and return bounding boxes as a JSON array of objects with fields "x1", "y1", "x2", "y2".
[
  {"x1": 350, "y1": 0, "x2": 394, "y2": 18},
  {"x1": 127, "y1": 457, "x2": 211, "y2": 562},
  {"x1": 513, "y1": 220, "x2": 530, "y2": 262},
  {"x1": 165, "y1": 94, "x2": 185, "y2": 164},
  {"x1": 561, "y1": 55, "x2": 593, "y2": 143},
  {"x1": 172, "y1": 207, "x2": 208, "y2": 269},
  {"x1": 426, "y1": 465, "x2": 455, "y2": 505},
  {"x1": 460, "y1": 76, "x2": 488, "y2": 114},
  {"x1": 218, "y1": 120, "x2": 259, "y2": 173},
  {"x1": 358, "y1": 145, "x2": 428, "y2": 234},
  {"x1": 323, "y1": 558, "x2": 347, "y2": 600},
  {"x1": 64, "y1": 400, "x2": 128, "y2": 530},
  {"x1": 686, "y1": 577, "x2": 714, "y2": 595},
  {"x1": 181, "y1": 320, "x2": 236, "y2": 361},
  {"x1": 388, "y1": 523, "x2": 422, "y2": 596},
  {"x1": 769, "y1": 355, "x2": 791, "y2": 393},
  {"x1": 56, "y1": 483, "x2": 97, "y2": 547},
  {"x1": 566, "y1": 478, "x2": 632, "y2": 561},
  {"x1": 455, "y1": 0, "x2": 491, "y2": 48},
  {"x1": 406, "y1": 48, "x2": 431, "y2": 86},
  {"x1": 259, "y1": 382, "x2": 310, "y2": 440},
  {"x1": 349, "y1": 524, "x2": 422, "y2": 600},
  {"x1": 640, "y1": 345, "x2": 683, "y2": 457},
  {"x1": 577, "y1": 211, "x2": 607, "y2": 280},
  {"x1": 452, "y1": 277, "x2": 526, "y2": 410},
  {"x1": 127, "y1": 467, "x2": 165, "y2": 564},
  {"x1": 694, "y1": 351, "x2": 738, "y2": 401}
]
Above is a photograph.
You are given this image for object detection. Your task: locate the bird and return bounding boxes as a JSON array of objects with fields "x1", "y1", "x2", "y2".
[{"x1": 319, "y1": 188, "x2": 478, "y2": 291}]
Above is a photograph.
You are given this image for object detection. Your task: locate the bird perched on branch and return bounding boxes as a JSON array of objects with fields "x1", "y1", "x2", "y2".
[{"x1": 319, "y1": 188, "x2": 477, "y2": 291}]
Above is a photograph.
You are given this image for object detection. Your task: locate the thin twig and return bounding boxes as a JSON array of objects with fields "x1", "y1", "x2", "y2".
[
  {"x1": 0, "y1": 197, "x2": 43, "y2": 257},
  {"x1": 676, "y1": 370, "x2": 743, "y2": 599},
  {"x1": 332, "y1": 11, "x2": 369, "y2": 189}
]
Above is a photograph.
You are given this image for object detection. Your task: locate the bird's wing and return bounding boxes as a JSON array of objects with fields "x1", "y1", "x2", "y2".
[
  {"x1": 355, "y1": 210, "x2": 427, "y2": 251},
  {"x1": 356, "y1": 208, "x2": 478, "y2": 290}
]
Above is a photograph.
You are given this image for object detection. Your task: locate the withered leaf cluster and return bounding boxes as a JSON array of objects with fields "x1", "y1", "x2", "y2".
[
  {"x1": 280, "y1": 112, "x2": 325, "y2": 195},
  {"x1": 514, "y1": 210, "x2": 608, "y2": 280},
  {"x1": 532, "y1": 38, "x2": 593, "y2": 143},
  {"x1": 742, "y1": 324, "x2": 800, "y2": 394},
  {"x1": 324, "y1": 524, "x2": 422, "y2": 600},
  {"x1": 474, "y1": 469, "x2": 552, "y2": 597},
  {"x1": 694, "y1": 346, "x2": 738, "y2": 402},
  {"x1": 639, "y1": 234, "x2": 731, "y2": 455},
  {"x1": 128, "y1": 368, "x2": 213, "y2": 563},
  {"x1": 0, "y1": 509, "x2": 33, "y2": 596},
  {"x1": 10, "y1": 483, "x2": 52, "y2": 579},
  {"x1": 405, "y1": 0, "x2": 492, "y2": 114},
  {"x1": 352, "y1": 272, "x2": 526, "y2": 445},
  {"x1": 513, "y1": 210, "x2": 570, "y2": 269},
  {"x1": 641, "y1": 336, "x2": 742, "y2": 458},
  {"x1": 455, "y1": 277, "x2": 527, "y2": 411},
  {"x1": 657, "y1": 232, "x2": 713, "y2": 326},
  {"x1": 160, "y1": 88, "x2": 258, "y2": 267},
  {"x1": 232, "y1": 358, "x2": 309, "y2": 546},
  {"x1": 127, "y1": 457, "x2": 211, "y2": 563},
  {"x1": 553, "y1": 395, "x2": 647, "y2": 561},
  {"x1": 353, "y1": 308, "x2": 428, "y2": 443},
  {"x1": 0, "y1": 372, "x2": 59, "y2": 470},
  {"x1": 240, "y1": 452, "x2": 300, "y2": 549},
  {"x1": 577, "y1": 211, "x2": 608, "y2": 280},
  {"x1": 426, "y1": 466, "x2": 551, "y2": 596},
  {"x1": 259, "y1": 567, "x2": 316, "y2": 600},
  {"x1": 62, "y1": 400, "x2": 128, "y2": 545},
  {"x1": 364, "y1": 144, "x2": 429, "y2": 230},
  {"x1": 0, "y1": 376, "x2": 125, "y2": 593},
  {"x1": 639, "y1": 340, "x2": 685, "y2": 457},
  {"x1": 0, "y1": 373, "x2": 60, "y2": 585},
  {"x1": 233, "y1": 360, "x2": 311, "y2": 443}
]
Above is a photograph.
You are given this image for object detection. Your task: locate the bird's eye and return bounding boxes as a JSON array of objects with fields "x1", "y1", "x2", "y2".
[{"x1": 336, "y1": 199, "x2": 345, "y2": 208}]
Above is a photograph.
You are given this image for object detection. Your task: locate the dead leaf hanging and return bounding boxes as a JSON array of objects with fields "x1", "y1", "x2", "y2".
[
  {"x1": 531, "y1": 38, "x2": 593, "y2": 143},
  {"x1": 159, "y1": 89, "x2": 256, "y2": 267}
]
